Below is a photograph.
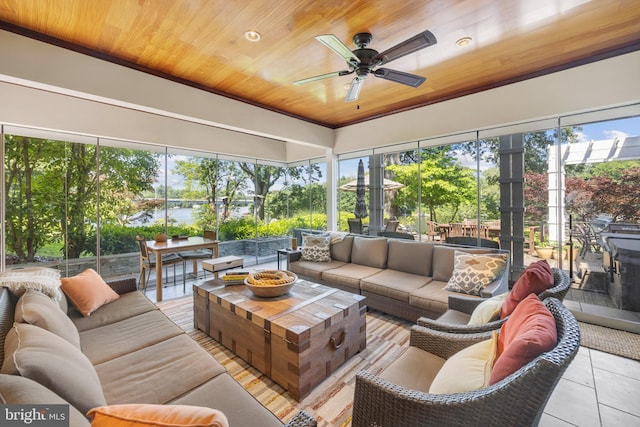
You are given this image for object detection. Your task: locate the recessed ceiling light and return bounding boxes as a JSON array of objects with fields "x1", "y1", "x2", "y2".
[
  {"x1": 456, "y1": 36, "x2": 472, "y2": 47},
  {"x1": 244, "y1": 30, "x2": 261, "y2": 42}
]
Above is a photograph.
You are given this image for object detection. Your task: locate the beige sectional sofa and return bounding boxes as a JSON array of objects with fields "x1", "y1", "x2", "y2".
[
  {"x1": 289, "y1": 235, "x2": 510, "y2": 322},
  {"x1": 0, "y1": 277, "x2": 314, "y2": 427}
]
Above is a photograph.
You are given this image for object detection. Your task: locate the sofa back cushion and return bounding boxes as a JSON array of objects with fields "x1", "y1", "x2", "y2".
[
  {"x1": 1, "y1": 322, "x2": 106, "y2": 414},
  {"x1": 14, "y1": 289, "x2": 81, "y2": 348},
  {"x1": 432, "y1": 245, "x2": 501, "y2": 282},
  {"x1": 0, "y1": 374, "x2": 91, "y2": 426},
  {"x1": 330, "y1": 234, "x2": 354, "y2": 263},
  {"x1": 386, "y1": 240, "x2": 433, "y2": 276},
  {"x1": 351, "y1": 237, "x2": 388, "y2": 269}
]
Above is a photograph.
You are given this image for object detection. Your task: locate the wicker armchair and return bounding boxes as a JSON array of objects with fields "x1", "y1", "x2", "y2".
[
  {"x1": 352, "y1": 297, "x2": 580, "y2": 427},
  {"x1": 417, "y1": 268, "x2": 571, "y2": 334}
]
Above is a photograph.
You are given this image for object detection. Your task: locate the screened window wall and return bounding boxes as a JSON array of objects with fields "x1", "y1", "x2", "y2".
[{"x1": 1, "y1": 128, "x2": 326, "y2": 281}]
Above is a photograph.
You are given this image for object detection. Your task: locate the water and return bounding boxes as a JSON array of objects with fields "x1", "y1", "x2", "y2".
[{"x1": 129, "y1": 206, "x2": 251, "y2": 226}]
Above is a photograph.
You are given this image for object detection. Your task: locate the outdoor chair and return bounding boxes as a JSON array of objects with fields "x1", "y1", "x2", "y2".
[
  {"x1": 448, "y1": 222, "x2": 466, "y2": 237},
  {"x1": 384, "y1": 219, "x2": 399, "y2": 232},
  {"x1": 348, "y1": 218, "x2": 368, "y2": 234},
  {"x1": 136, "y1": 236, "x2": 186, "y2": 291},
  {"x1": 351, "y1": 297, "x2": 580, "y2": 427},
  {"x1": 178, "y1": 230, "x2": 217, "y2": 279},
  {"x1": 417, "y1": 268, "x2": 570, "y2": 334}
]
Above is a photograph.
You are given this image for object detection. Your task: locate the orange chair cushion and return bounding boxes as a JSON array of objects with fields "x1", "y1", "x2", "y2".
[
  {"x1": 87, "y1": 404, "x2": 229, "y2": 427},
  {"x1": 61, "y1": 268, "x2": 119, "y2": 317},
  {"x1": 500, "y1": 260, "x2": 554, "y2": 318},
  {"x1": 490, "y1": 293, "x2": 557, "y2": 384}
]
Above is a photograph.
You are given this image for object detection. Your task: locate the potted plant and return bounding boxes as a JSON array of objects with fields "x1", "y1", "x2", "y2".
[{"x1": 534, "y1": 238, "x2": 554, "y2": 259}]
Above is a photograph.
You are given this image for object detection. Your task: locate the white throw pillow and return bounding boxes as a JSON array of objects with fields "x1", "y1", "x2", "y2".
[
  {"x1": 0, "y1": 267, "x2": 63, "y2": 302},
  {"x1": 429, "y1": 331, "x2": 498, "y2": 394},
  {"x1": 468, "y1": 292, "x2": 508, "y2": 325}
]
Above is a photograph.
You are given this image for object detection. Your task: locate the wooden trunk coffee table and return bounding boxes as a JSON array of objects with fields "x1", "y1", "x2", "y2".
[{"x1": 193, "y1": 278, "x2": 367, "y2": 400}]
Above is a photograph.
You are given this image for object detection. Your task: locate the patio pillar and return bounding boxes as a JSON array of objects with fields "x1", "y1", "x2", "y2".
[
  {"x1": 325, "y1": 148, "x2": 338, "y2": 232},
  {"x1": 368, "y1": 154, "x2": 385, "y2": 235}
]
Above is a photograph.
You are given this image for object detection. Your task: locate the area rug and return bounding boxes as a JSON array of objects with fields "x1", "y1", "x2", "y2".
[
  {"x1": 578, "y1": 322, "x2": 640, "y2": 361},
  {"x1": 157, "y1": 295, "x2": 412, "y2": 426}
]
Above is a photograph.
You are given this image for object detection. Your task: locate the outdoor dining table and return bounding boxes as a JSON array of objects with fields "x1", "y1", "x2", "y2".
[{"x1": 145, "y1": 236, "x2": 218, "y2": 302}]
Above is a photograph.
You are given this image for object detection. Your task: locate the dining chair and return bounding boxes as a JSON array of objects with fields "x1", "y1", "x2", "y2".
[
  {"x1": 384, "y1": 220, "x2": 399, "y2": 232},
  {"x1": 178, "y1": 230, "x2": 217, "y2": 279},
  {"x1": 348, "y1": 218, "x2": 368, "y2": 234},
  {"x1": 136, "y1": 236, "x2": 186, "y2": 291}
]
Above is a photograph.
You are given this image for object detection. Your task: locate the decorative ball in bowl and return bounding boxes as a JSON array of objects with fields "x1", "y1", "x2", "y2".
[{"x1": 244, "y1": 270, "x2": 297, "y2": 297}]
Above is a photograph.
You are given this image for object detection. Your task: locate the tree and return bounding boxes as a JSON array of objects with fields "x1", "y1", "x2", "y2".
[
  {"x1": 387, "y1": 150, "x2": 476, "y2": 222},
  {"x1": 4, "y1": 136, "x2": 59, "y2": 261},
  {"x1": 4, "y1": 137, "x2": 160, "y2": 261},
  {"x1": 174, "y1": 158, "x2": 248, "y2": 225},
  {"x1": 239, "y1": 163, "x2": 322, "y2": 220}
]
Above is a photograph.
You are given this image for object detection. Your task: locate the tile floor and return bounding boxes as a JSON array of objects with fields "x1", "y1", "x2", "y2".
[{"x1": 143, "y1": 260, "x2": 640, "y2": 427}]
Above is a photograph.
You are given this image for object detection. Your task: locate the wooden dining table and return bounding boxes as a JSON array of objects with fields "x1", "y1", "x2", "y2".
[{"x1": 145, "y1": 236, "x2": 218, "y2": 302}]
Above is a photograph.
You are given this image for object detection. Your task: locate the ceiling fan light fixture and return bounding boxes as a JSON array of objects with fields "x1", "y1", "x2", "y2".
[
  {"x1": 244, "y1": 30, "x2": 262, "y2": 42},
  {"x1": 456, "y1": 36, "x2": 472, "y2": 47}
]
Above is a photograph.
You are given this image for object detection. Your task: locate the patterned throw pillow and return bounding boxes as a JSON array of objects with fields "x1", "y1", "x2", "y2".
[
  {"x1": 444, "y1": 251, "x2": 508, "y2": 296},
  {"x1": 301, "y1": 234, "x2": 331, "y2": 262}
]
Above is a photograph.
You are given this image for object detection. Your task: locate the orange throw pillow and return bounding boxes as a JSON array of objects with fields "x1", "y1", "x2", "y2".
[
  {"x1": 490, "y1": 293, "x2": 557, "y2": 384},
  {"x1": 500, "y1": 260, "x2": 554, "y2": 318},
  {"x1": 87, "y1": 404, "x2": 229, "y2": 427},
  {"x1": 60, "y1": 268, "x2": 119, "y2": 317}
]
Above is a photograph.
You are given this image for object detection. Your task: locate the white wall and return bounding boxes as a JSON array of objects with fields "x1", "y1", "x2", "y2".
[
  {"x1": 0, "y1": 29, "x2": 333, "y2": 161},
  {"x1": 0, "y1": 29, "x2": 639, "y2": 161}
]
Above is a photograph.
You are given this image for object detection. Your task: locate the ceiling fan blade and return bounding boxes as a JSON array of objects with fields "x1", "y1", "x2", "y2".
[
  {"x1": 345, "y1": 77, "x2": 364, "y2": 102},
  {"x1": 316, "y1": 34, "x2": 360, "y2": 65},
  {"x1": 374, "y1": 30, "x2": 437, "y2": 66},
  {"x1": 374, "y1": 68, "x2": 426, "y2": 87},
  {"x1": 294, "y1": 70, "x2": 352, "y2": 85}
]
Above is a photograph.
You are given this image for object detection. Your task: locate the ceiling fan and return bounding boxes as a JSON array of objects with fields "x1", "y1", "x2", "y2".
[{"x1": 294, "y1": 30, "x2": 437, "y2": 102}]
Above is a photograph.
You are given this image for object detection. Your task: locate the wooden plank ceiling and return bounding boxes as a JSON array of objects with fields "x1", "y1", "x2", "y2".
[{"x1": 0, "y1": 0, "x2": 639, "y2": 128}]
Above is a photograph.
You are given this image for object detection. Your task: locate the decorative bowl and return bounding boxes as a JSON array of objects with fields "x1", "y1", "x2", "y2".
[{"x1": 244, "y1": 270, "x2": 297, "y2": 298}]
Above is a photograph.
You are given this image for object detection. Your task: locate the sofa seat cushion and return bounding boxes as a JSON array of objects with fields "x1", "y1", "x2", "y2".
[
  {"x1": 70, "y1": 291, "x2": 157, "y2": 332},
  {"x1": 321, "y1": 264, "x2": 383, "y2": 291},
  {"x1": 436, "y1": 309, "x2": 471, "y2": 325},
  {"x1": 169, "y1": 373, "x2": 282, "y2": 427},
  {"x1": 79, "y1": 310, "x2": 184, "y2": 364},
  {"x1": 378, "y1": 346, "x2": 445, "y2": 393},
  {"x1": 95, "y1": 334, "x2": 226, "y2": 404},
  {"x1": 0, "y1": 374, "x2": 90, "y2": 427},
  {"x1": 410, "y1": 281, "x2": 481, "y2": 316},
  {"x1": 289, "y1": 259, "x2": 346, "y2": 280},
  {"x1": 360, "y1": 270, "x2": 431, "y2": 303}
]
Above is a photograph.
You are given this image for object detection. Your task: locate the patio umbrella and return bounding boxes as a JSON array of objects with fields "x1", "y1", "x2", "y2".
[
  {"x1": 354, "y1": 159, "x2": 368, "y2": 219},
  {"x1": 339, "y1": 176, "x2": 406, "y2": 192}
]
